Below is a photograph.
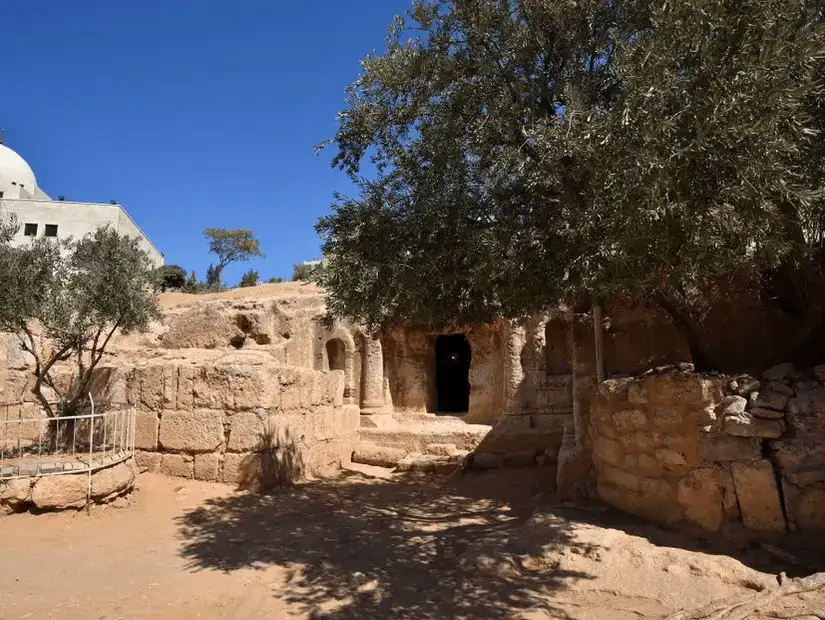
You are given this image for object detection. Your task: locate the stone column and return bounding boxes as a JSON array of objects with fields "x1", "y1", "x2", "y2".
[
  {"x1": 504, "y1": 320, "x2": 527, "y2": 415},
  {"x1": 361, "y1": 337, "x2": 386, "y2": 412}
]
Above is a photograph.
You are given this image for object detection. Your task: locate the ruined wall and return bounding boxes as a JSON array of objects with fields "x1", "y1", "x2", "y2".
[
  {"x1": 124, "y1": 361, "x2": 360, "y2": 486},
  {"x1": 590, "y1": 363, "x2": 825, "y2": 534}
]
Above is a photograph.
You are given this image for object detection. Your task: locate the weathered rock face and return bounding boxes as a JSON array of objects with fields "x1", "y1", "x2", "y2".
[{"x1": 589, "y1": 363, "x2": 825, "y2": 534}]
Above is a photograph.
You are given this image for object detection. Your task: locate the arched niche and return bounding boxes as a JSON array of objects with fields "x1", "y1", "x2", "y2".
[{"x1": 322, "y1": 329, "x2": 357, "y2": 404}]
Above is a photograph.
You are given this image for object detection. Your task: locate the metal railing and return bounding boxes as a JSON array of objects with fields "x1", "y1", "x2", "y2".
[{"x1": 0, "y1": 395, "x2": 136, "y2": 481}]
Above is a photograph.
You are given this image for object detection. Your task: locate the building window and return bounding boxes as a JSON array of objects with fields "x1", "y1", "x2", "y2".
[
  {"x1": 24, "y1": 223, "x2": 37, "y2": 237},
  {"x1": 44, "y1": 224, "x2": 58, "y2": 238}
]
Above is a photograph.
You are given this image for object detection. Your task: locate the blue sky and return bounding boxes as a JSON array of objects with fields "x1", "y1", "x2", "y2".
[{"x1": 0, "y1": 0, "x2": 409, "y2": 283}]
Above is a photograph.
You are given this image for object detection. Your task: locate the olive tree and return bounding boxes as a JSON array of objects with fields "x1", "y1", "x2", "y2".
[
  {"x1": 204, "y1": 228, "x2": 264, "y2": 286},
  {"x1": 0, "y1": 224, "x2": 161, "y2": 417},
  {"x1": 318, "y1": 0, "x2": 825, "y2": 369}
]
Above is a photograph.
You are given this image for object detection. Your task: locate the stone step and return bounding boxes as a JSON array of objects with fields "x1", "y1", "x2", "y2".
[
  {"x1": 352, "y1": 443, "x2": 407, "y2": 468},
  {"x1": 360, "y1": 412, "x2": 495, "y2": 429},
  {"x1": 359, "y1": 423, "x2": 491, "y2": 453}
]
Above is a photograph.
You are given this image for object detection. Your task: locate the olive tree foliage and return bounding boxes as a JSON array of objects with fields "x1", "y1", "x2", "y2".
[
  {"x1": 0, "y1": 224, "x2": 161, "y2": 417},
  {"x1": 204, "y1": 228, "x2": 265, "y2": 286},
  {"x1": 318, "y1": 0, "x2": 825, "y2": 368}
]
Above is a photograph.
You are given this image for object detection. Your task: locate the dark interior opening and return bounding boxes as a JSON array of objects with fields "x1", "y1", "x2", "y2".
[
  {"x1": 435, "y1": 334, "x2": 471, "y2": 413},
  {"x1": 326, "y1": 338, "x2": 347, "y2": 371}
]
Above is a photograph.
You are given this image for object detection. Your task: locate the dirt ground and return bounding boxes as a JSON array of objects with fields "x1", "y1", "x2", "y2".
[{"x1": 0, "y1": 467, "x2": 823, "y2": 620}]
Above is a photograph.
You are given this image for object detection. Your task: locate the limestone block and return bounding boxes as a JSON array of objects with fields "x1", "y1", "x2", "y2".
[
  {"x1": 161, "y1": 305, "x2": 243, "y2": 349},
  {"x1": 134, "y1": 450, "x2": 162, "y2": 473},
  {"x1": 162, "y1": 365, "x2": 178, "y2": 410},
  {"x1": 222, "y1": 452, "x2": 266, "y2": 486},
  {"x1": 472, "y1": 453, "x2": 503, "y2": 469},
  {"x1": 326, "y1": 370, "x2": 345, "y2": 408},
  {"x1": 618, "y1": 432, "x2": 655, "y2": 453},
  {"x1": 750, "y1": 407, "x2": 784, "y2": 420},
  {"x1": 139, "y1": 365, "x2": 165, "y2": 411},
  {"x1": 503, "y1": 450, "x2": 537, "y2": 467},
  {"x1": 790, "y1": 485, "x2": 825, "y2": 531},
  {"x1": 678, "y1": 468, "x2": 724, "y2": 532},
  {"x1": 333, "y1": 405, "x2": 360, "y2": 435},
  {"x1": 126, "y1": 369, "x2": 140, "y2": 406},
  {"x1": 264, "y1": 413, "x2": 306, "y2": 448},
  {"x1": 729, "y1": 375, "x2": 760, "y2": 397},
  {"x1": 754, "y1": 387, "x2": 791, "y2": 412},
  {"x1": 627, "y1": 382, "x2": 647, "y2": 405},
  {"x1": 227, "y1": 412, "x2": 266, "y2": 452},
  {"x1": 593, "y1": 435, "x2": 624, "y2": 468},
  {"x1": 91, "y1": 461, "x2": 135, "y2": 499},
  {"x1": 353, "y1": 443, "x2": 406, "y2": 467},
  {"x1": 194, "y1": 453, "x2": 221, "y2": 482},
  {"x1": 311, "y1": 405, "x2": 336, "y2": 441},
  {"x1": 159, "y1": 410, "x2": 223, "y2": 453},
  {"x1": 613, "y1": 409, "x2": 649, "y2": 433},
  {"x1": 160, "y1": 453, "x2": 194, "y2": 478},
  {"x1": 425, "y1": 443, "x2": 458, "y2": 457},
  {"x1": 597, "y1": 480, "x2": 682, "y2": 525},
  {"x1": 31, "y1": 475, "x2": 88, "y2": 509},
  {"x1": 700, "y1": 433, "x2": 761, "y2": 461},
  {"x1": 599, "y1": 462, "x2": 640, "y2": 491},
  {"x1": 134, "y1": 412, "x2": 160, "y2": 450},
  {"x1": 655, "y1": 449, "x2": 691, "y2": 475},
  {"x1": 193, "y1": 365, "x2": 272, "y2": 411},
  {"x1": 723, "y1": 412, "x2": 784, "y2": 438},
  {"x1": 731, "y1": 460, "x2": 785, "y2": 532},
  {"x1": 177, "y1": 365, "x2": 195, "y2": 411},
  {"x1": 763, "y1": 362, "x2": 795, "y2": 383},
  {"x1": 280, "y1": 383, "x2": 303, "y2": 411},
  {"x1": 645, "y1": 374, "x2": 724, "y2": 410},
  {"x1": 719, "y1": 396, "x2": 747, "y2": 417},
  {"x1": 626, "y1": 453, "x2": 665, "y2": 477}
]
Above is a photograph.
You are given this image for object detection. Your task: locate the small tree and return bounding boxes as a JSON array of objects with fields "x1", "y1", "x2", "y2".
[
  {"x1": 292, "y1": 263, "x2": 319, "y2": 282},
  {"x1": 153, "y1": 264, "x2": 187, "y2": 292},
  {"x1": 266, "y1": 276, "x2": 285, "y2": 284},
  {"x1": 0, "y1": 224, "x2": 160, "y2": 418},
  {"x1": 183, "y1": 270, "x2": 200, "y2": 293},
  {"x1": 203, "y1": 228, "x2": 264, "y2": 286},
  {"x1": 205, "y1": 264, "x2": 221, "y2": 291},
  {"x1": 239, "y1": 269, "x2": 259, "y2": 288}
]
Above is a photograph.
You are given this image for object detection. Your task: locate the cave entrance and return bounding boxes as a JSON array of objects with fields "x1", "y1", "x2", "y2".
[{"x1": 435, "y1": 334, "x2": 471, "y2": 414}]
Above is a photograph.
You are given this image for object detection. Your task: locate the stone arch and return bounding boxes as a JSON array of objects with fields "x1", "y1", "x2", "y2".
[{"x1": 323, "y1": 329, "x2": 357, "y2": 404}]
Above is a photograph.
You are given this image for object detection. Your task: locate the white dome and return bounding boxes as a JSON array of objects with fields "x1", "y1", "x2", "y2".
[{"x1": 0, "y1": 143, "x2": 37, "y2": 197}]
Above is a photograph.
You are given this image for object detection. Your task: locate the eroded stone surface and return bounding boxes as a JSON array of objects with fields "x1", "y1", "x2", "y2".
[{"x1": 730, "y1": 460, "x2": 785, "y2": 533}]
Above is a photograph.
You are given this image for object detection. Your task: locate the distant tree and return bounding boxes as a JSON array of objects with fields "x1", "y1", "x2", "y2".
[
  {"x1": 153, "y1": 264, "x2": 187, "y2": 292},
  {"x1": 266, "y1": 276, "x2": 285, "y2": 284},
  {"x1": 292, "y1": 262, "x2": 321, "y2": 282},
  {"x1": 0, "y1": 224, "x2": 160, "y2": 419},
  {"x1": 203, "y1": 228, "x2": 264, "y2": 286},
  {"x1": 183, "y1": 271, "x2": 200, "y2": 294},
  {"x1": 205, "y1": 264, "x2": 221, "y2": 291},
  {"x1": 239, "y1": 269, "x2": 259, "y2": 288}
]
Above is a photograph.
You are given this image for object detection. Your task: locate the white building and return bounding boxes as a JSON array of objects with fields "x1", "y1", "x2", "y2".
[{"x1": 0, "y1": 138, "x2": 163, "y2": 267}]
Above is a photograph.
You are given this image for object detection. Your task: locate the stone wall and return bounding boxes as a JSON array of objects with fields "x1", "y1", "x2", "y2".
[
  {"x1": 590, "y1": 363, "x2": 825, "y2": 534},
  {"x1": 123, "y1": 361, "x2": 360, "y2": 487}
]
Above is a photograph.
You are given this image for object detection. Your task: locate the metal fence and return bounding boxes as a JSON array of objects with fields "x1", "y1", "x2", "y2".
[{"x1": 0, "y1": 396, "x2": 136, "y2": 481}]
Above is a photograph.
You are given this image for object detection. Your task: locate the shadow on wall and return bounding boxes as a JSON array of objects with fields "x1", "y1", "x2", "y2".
[
  {"x1": 237, "y1": 425, "x2": 306, "y2": 490},
  {"x1": 176, "y1": 470, "x2": 591, "y2": 620}
]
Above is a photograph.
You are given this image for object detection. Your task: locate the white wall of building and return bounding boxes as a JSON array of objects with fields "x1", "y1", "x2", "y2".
[{"x1": 0, "y1": 198, "x2": 164, "y2": 268}]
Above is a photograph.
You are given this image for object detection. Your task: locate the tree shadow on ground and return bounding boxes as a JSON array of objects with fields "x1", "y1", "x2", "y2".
[{"x1": 176, "y1": 468, "x2": 594, "y2": 619}]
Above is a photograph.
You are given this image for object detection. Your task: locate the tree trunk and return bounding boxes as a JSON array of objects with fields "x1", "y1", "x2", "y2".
[{"x1": 653, "y1": 290, "x2": 717, "y2": 372}]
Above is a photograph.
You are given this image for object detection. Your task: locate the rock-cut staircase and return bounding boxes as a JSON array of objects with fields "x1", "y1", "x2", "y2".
[{"x1": 352, "y1": 412, "x2": 492, "y2": 474}]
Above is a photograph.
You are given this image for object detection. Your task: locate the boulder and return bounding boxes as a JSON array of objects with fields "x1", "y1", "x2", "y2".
[
  {"x1": 729, "y1": 375, "x2": 760, "y2": 397},
  {"x1": 750, "y1": 407, "x2": 785, "y2": 420},
  {"x1": 722, "y1": 412, "x2": 784, "y2": 438},
  {"x1": 352, "y1": 443, "x2": 407, "y2": 468},
  {"x1": 763, "y1": 362, "x2": 795, "y2": 383},
  {"x1": 91, "y1": 461, "x2": 135, "y2": 499},
  {"x1": 719, "y1": 395, "x2": 747, "y2": 417},
  {"x1": 31, "y1": 474, "x2": 88, "y2": 510}
]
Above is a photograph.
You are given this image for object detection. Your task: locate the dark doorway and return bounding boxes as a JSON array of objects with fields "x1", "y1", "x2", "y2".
[{"x1": 435, "y1": 334, "x2": 471, "y2": 413}]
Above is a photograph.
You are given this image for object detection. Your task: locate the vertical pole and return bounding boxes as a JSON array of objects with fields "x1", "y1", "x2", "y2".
[
  {"x1": 87, "y1": 394, "x2": 95, "y2": 514},
  {"x1": 593, "y1": 300, "x2": 605, "y2": 384}
]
